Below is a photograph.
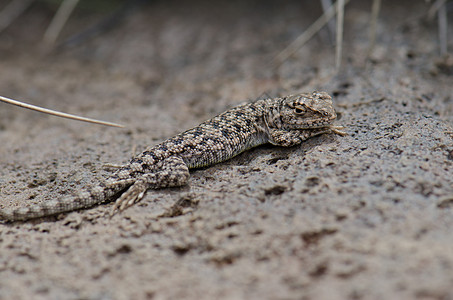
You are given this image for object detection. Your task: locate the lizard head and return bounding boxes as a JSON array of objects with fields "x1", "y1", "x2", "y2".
[{"x1": 275, "y1": 91, "x2": 337, "y2": 130}]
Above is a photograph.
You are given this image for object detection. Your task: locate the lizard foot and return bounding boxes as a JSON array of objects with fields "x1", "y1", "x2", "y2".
[{"x1": 110, "y1": 178, "x2": 149, "y2": 217}]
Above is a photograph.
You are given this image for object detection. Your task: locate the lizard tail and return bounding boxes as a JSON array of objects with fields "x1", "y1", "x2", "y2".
[{"x1": 0, "y1": 179, "x2": 135, "y2": 221}]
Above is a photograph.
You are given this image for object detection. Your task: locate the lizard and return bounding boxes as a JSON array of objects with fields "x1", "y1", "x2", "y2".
[{"x1": 0, "y1": 91, "x2": 345, "y2": 221}]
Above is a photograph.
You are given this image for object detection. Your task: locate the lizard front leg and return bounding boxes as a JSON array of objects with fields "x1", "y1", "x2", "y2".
[
  {"x1": 268, "y1": 128, "x2": 333, "y2": 147},
  {"x1": 111, "y1": 156, "x2": 190, "y2": 214}
]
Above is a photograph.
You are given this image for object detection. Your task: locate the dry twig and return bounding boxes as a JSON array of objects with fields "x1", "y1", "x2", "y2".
[{"x1": 0, "y1": 95, "x2": 124, "y2": 128}]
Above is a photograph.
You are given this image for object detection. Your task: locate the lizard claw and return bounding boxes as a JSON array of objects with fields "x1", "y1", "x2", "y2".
[{"x1": 328, "y1": 125, "x2": 347, "y2": 136}]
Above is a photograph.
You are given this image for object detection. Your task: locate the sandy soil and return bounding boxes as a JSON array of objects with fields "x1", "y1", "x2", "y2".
[{"x1": 0, "y1": 1, "x2": 452, "y2": 299}]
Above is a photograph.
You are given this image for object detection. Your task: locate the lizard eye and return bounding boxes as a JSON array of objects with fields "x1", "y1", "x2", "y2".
[{"x1": 294, "y1": 107, "x2": 304, "y2": 114}]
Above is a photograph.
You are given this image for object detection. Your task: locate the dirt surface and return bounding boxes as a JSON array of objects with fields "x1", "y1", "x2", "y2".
[{"x1": 0, "y1": 1, "x2": 452, "y2": 299}]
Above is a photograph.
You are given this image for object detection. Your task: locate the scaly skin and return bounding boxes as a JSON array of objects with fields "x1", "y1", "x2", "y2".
[{"x1": 0, "y1": 91, "x2": 345, "y2": 221}]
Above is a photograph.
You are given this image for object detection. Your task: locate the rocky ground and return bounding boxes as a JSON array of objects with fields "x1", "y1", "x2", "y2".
[{"x1": 0, "y1": 1, "x2": 452, "y2": 299}]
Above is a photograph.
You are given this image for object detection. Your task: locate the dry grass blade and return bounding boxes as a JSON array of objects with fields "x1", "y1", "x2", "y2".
[
  {"x1": 427, "y1": 0, "x2": 448, "y2": 55},
  {"x1": 428, "y1": 0, "x2": 446, "y2": 19},
  {"x1": 43, "y1": 0, "x2": 80, "y2": 45},
  {"x1": 0, "y1": 0, "x2": 34, "y2": 34},
  {"x1": 335, "y1": 0, "x2": 345, "y2": 70},
  {"x1": 366, "y1": 0, "x2": 382, "y2": 59},
  {"x1": 272, "y1": 0, "x2": 350, "y2": 67},
  {"x1": 437, "y1": 1, "x2": 447, "y2": 55},
  {"x1": 320, "y1": 0, "x2": 336, "y2": 41},
  {"x1": 0, "y1": 95, "x2": 124, "y2": 128}
]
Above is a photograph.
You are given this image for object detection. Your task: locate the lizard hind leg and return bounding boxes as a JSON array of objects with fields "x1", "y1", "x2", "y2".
[{"x1": 111, "y1": 156, "x2": 190, "y2": 215}]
